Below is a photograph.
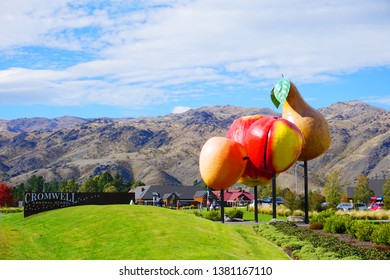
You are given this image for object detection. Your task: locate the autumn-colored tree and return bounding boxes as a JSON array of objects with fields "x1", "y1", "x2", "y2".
[
  {"x1": 340, "y1": 192, "x2": 350, "y2": 202},
  {"x1": 309, "y1": 189, "x2": 325, "y2": 212},
  {"x1": 0, "y1": 182, "x2": 13, "y2": 207}
]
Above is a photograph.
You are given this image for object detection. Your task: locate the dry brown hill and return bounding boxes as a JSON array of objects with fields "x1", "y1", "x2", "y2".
[{"x1": 0, "y1": 102, "x2": 388, "y2": 191}]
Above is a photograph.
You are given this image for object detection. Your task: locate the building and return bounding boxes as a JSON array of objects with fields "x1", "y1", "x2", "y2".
[
  {"x1": 131, "y1": 185, "x2": 206, "y2": 206},
  {"x1": 193, "y1": 190, "x2": 218, "y2": 206},
  {"x1": 346, "y1": 178, "x2": 386, "y2": 200},
  {"x1": 212, "y1": 189, "x2": 254, "y2": 207}
]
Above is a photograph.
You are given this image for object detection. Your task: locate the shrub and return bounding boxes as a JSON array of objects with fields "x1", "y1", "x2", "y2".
[
  {"x1": 373, "y1": 210, "x2": 387, "y2": 220},
  {"x1": 0, "y1": 207, "x2": 23, "y2": 214},
  {"x1": 283, "y1": 208, "x2": 292, "y2": 217},
  {"x1": 310, "y1": 209, "x2": 334, "y2": 224},
  {"x1": 323, "y1": 215, "x2": 352, "y2": 234},
  {"x1": 309, "y1": 211, "x2": 318, "y2": 218},
  {"x1": 370, "y1": 223, "x2": 390, "y2": 245},
  {"x1": 345, "y1": 219, "x2": 358, "y2": 237},
  {"x1": 202, "y1": 210, "x2": 221, "y2": 221},
  {"x1": 192, "y1": 210, "x2": 202, "y2": 217},
  {"x1": 292, "y1": 210, "x2": 304, "y2": 216},
  {"x1": 266, "y1": 221, "x2": 390, "y2": 260},
  {"x1": 354, "y1": 222, "x2": 375, "y2": 242},
  {"x1": 227, "y1": 208, "x2": 244, "y2": 219},
  {"x1": 309, "y1": 222, "x2": 324, "y2": 230},
  {"x1": 349, "y1": 210, "x2": 368, "y2": 220},
  {"x1": 276, "y1": 205, "x2": 286, "y2": 216},
  {"x1": 260, "y1": 205, "x2": 273, "y2": 215}
]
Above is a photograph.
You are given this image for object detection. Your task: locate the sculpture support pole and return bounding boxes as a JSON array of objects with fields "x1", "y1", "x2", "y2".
[
  {"x1": 304, "y1": 160, "x2": 309, "y2": 224},
  {"x1": 254, "y1": 185, "x2": 258, "y2": 223},
  {"x1": 272, "y1": 173, "x2": 277, "y2": 219},
  {"x1": 220, "y1": 190, "x2": 225, "y2": 223}
]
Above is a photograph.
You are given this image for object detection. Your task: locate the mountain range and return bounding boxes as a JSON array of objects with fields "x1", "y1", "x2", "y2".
[{"x1": 0, "y1": 101, "x2": 389, "y2": 191}]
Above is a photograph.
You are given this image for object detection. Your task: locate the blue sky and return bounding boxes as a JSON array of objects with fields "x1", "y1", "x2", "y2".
[{"x1": 0, "y1": 0, "x2": 390, "y2": 119}]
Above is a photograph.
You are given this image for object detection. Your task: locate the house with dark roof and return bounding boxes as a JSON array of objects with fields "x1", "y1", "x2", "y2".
[
  {"x1": 193, "y1": 190, "x2": 218, "y2": 206},
  {"x1": 130, "y1": 185, "x2": 206, "y2": 206},
  {"x1": 131, "y1": 185, "x2": 255, "y2": 208}
]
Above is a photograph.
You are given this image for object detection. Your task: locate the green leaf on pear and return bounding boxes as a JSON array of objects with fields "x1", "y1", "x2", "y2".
[
  {"x1": 271, "y1": 77, "x2": 290, "y2": 108},
  {"x1": 270, "y1": 89, "x2": 281, "y2": 108}
]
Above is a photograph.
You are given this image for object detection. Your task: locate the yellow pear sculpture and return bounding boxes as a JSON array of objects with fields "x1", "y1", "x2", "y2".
[{"x1": 272, "y1": 78, "x2": 331, "y2": 161}]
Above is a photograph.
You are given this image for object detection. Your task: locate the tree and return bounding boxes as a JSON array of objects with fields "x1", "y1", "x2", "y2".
[
  {"x1": 103, "y1": 185, "x2": 118, "y2": 193},
  {"x1": 324, "y1": 171, "x2": 344, "y2": 207},
  {"x1": 383, "y1": 178, "x2": 390, "y2": 209},
  {"x1": 113, "y1": 172, "x2": 128, "y2": 191},
  {"x1": 98, "y1": 172, "x2": 114, "y2": 192},
  {"x1": 130, "y1": 180, "x2": 145, "y2": 190},
  {"x1": 353, "y1": 175, "x2": 373, "y2": 204},
  {"x1": 0, "y1": 182, "x2": 13, "y2": 207},
  {"x1": 61, "y1": 180, "x2": 79, "y2": 192},
  {"x1": 309, "y1": 189, "x2": 325, "y2": 212},
  {"x1": 78, "y1": 177, "x2": 99, "y2": 192},
  {"x1": 25, "y1": 175, "x2": 45, "y2": 192},
  {"x1": 340, "y1": 192, "x2": 349, "y2": 202},
  {"x1": 13, "y1": 183, "x2": 25, "y2": 201},
  {"x1": 283, "y1": 189, "x2": 304, "y2": 211}
]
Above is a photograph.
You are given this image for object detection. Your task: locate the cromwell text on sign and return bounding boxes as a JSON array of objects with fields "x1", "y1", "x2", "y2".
[{"x1": 24, "y1": 192, "x2": 135, "y2": 217}]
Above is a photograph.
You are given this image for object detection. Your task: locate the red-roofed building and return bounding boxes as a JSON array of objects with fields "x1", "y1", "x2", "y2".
[{"x1": 212, "y1": 189, "x2": 254, "y2": 207}]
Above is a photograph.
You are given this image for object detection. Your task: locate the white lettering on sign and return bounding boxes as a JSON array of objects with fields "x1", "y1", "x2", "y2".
[{"x1": 24, "y1": 192, "x2": 75, "y2": 204}]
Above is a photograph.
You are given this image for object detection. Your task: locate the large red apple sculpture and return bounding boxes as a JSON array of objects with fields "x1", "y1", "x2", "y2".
[
  {"x1": 245, "y1": 116, "x2": 303, "y2": 174},
  {"x1": 226, "y1": 115, "x2": 273, "y2": 187},
  {"x1": 199, "y1": 136, "x2": 248, "y2": 190}
]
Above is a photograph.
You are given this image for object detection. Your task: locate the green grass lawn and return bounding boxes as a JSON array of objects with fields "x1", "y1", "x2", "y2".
[
  {"x1": 185, "y1": 207, "x2": 287, "y2": 221},
  {"x1": 0, "y1": 205, "x2": 289, "y2": 260}
]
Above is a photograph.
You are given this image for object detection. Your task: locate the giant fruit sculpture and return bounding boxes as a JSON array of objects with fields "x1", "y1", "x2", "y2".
[
  {"x1": 199, "y1": 136, "x2": 248, "y2": 190},
  {"x1": 271, "y1": 78, "x2": 331, "y2": 161},
  {"x1": 226, "y1": 115, "x2": 273, "y2": 187},
  {"x1": 245, "y1": 116, "x2": 303, "y2": 174}
]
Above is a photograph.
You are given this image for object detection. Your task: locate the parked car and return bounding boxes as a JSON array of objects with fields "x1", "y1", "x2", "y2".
[
  {"x1": 369, "y1": 202, "x2": 384, "y2": 211},
  {"x1": 260, "y1": 197, "x2": 284, "y2": 205},
  {"x1": 336, "y1": 202, "x2": 353, "y2": 211},
  {"x1": 356, "y1": 203, "x2": 367, "y2": 210}
]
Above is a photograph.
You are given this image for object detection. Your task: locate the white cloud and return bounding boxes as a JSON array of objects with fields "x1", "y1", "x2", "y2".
[
  {"x1": 172, "y1": 106, "x2": 191, "y2": 114},
  {"x1": 0, "y1": 0, "x2": 390, "y2": 109},
  {"x1": 362, "y1": 96, "x2": 390, "y2": 106}
]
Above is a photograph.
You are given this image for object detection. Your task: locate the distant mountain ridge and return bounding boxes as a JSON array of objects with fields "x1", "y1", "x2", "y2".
[{"x1": 0, "y1": 102, "x2": 388, "y2": 191}]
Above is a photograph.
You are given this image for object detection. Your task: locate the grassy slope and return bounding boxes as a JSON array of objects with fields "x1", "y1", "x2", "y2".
[{"x1": 0, "y1": 205, "x2": 289, "y2": 260}]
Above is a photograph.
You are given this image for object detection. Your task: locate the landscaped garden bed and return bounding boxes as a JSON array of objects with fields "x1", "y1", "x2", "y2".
[{"x1": 253, "y1": 218, "x2": 390, "y2": 260}]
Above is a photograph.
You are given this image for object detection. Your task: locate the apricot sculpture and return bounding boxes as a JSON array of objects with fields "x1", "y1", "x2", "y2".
[{"x1": 199, "y1": 136, "x2": 248, "y2": 190}]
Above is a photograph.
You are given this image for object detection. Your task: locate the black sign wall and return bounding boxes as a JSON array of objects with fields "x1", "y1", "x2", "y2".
[{"x1": 24, "y1": 192, "x2": 135, "y2": 217}]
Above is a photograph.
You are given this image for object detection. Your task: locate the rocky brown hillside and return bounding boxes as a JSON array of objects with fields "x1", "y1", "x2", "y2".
[{"x1": 0, "y1": 102, "x2": 388, "y2": 190}]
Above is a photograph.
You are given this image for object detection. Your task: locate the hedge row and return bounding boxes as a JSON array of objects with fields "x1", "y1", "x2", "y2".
[
  {"x1": 254, "y1": 221, "x2": 390, "y2": 260},
  {"x1": 310, "y1": 210, "x2": 390, "y2": 245},
  {"x1": 192, "y1": 208, "x2": 244, "y2": 221},
  {"x1": 0, "y1": 207, "x2": 23, "y2": 214}
]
